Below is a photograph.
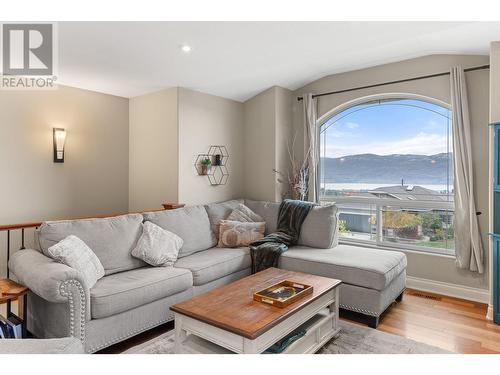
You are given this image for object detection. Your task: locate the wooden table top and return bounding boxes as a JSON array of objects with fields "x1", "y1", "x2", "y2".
[
  {"x1": 0, "y1": 279, "x2": 29, "y2": 304},
  {"x1": 170, "y1": 268, "x2": 341, "y2": 339}
]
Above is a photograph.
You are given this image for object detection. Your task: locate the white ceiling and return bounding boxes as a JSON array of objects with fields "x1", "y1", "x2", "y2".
[{"x1": 58, "y1": 22, "x2": 500, "y2": 102}]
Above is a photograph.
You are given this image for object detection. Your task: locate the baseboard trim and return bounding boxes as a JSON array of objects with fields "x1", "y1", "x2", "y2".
[
  {"x1": 406, "y1": 276, "x2": 490, "y2": 304},
  {"x1": 487, "y1": 304, "x2": 494, "y2": 321}
]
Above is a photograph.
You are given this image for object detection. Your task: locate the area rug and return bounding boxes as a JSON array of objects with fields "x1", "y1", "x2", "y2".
[{"x1": 124, "y1": 321, "x2": 452, "y2": 354}]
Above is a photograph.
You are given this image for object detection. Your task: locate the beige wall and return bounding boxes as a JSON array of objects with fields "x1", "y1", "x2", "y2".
[
  {"x1": 0, "y1": 85, "x2": 130, "y2": 222},
  {"x1": 292, "y1": 55, "x2": 490, "y2": 290},
  {"x1": 274, "y1": 87, "x2": 294, "y2": 201},
  {"x1": 243, "y1": 86, "x2": 293, "y2": 202},
  {"x1": 0, "y1": 85, "x2": 129, "y2": 277},
  {"x1": 490, "y1": 44, "x2": 500, "y2": 122},
  {"x1": 178, "y1": 88, "x2": 244, "y2": 205},
  {"x1": 129, "y1": 88, "x2": 179, "y2": 212},
  {"x1": 129, "y1": 87, "x2": 245, "y2": 208},
  {"x1": 243, "y1": 87, "x2": 277, "y2": 201}
]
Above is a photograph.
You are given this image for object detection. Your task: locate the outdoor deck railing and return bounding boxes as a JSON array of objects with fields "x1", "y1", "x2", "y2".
[{"x1": 321, "y1": 195, "x2": 457, "y2": 256}]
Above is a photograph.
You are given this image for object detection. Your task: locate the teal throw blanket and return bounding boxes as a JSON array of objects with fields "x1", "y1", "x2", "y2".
[{"x1": 250, "y1": 199, "x2": 314, "y2": 274}]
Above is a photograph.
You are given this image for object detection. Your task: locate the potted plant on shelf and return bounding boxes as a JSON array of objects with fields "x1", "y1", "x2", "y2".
[{"x1": 200, "y1": 157, "x2": 212, "y2": 175}]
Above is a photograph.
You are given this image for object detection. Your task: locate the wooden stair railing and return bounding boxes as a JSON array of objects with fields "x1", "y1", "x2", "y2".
[
  {"x1": 162, "y1": 203, "x2": 186, "y2": 210},
  {"x1": 0, "y1": 202, "x2": 185, "y2": 278}
]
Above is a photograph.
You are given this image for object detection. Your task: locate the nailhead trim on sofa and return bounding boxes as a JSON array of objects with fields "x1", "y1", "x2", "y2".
[
  {"x1": 339, "y1": 303, "x2": 378, "y2": 317},
  {"x1": 59, "y1": 279, "x2": 86, "y2": 343}
]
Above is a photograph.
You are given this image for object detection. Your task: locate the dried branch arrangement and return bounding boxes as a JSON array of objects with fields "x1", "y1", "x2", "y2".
[{"x1": 273, "y1": 132, "x2": 310, "y2": 201}]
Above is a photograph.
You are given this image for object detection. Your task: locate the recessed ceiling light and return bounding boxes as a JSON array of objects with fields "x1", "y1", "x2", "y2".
[{"x1": 181, "y1": 45, "x2": 192, "y2": 53}]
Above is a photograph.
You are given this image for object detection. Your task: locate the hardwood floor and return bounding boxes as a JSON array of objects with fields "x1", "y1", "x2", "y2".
[
  {"x1": 99, "y1": 289, "x2": 500, "y2": 354},
  {"x1": 377, "y1": 289, "x2": 500, "y2": 354},
  {"x1": 98, "y1": 322, "x2": 174, "y2": 354}
]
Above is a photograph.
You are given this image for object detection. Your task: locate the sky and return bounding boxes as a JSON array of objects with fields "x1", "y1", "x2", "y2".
[{"x1": 320, "y1": 99, "x2": 452, "y2": 158}]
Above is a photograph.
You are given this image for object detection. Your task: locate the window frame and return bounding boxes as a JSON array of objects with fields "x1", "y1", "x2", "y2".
[{"x1": 317, "y1": 93, "x2": 454, "y2": 256}]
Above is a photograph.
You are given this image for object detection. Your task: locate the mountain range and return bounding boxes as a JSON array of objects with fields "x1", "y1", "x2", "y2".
[{"x1": 320, "y1": 153, "x2": 453, "y2": 185}]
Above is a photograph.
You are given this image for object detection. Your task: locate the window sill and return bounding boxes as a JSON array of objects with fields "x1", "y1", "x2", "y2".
[{"x1": 338, "y1": 238, "x2": 456, "y2": 259}]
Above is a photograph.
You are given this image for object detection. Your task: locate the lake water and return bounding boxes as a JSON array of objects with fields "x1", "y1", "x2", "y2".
[{"x1": 321, "y1": 183, "x2": 451, "y2": 193}]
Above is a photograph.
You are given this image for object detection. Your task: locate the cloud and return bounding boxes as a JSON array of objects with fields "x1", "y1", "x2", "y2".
[
  {"x1": 324, "y1": 132, "x2": 448, "y2": 158},
  {"x1": 422, "y1": 120, "x2": 445, "y2": 130},
  {"x1": 324, "y1": 127, "x2": 354, "y2": 138},
  {"x1": 345, "y1": 122, "x2": 359, "y2": 129}
]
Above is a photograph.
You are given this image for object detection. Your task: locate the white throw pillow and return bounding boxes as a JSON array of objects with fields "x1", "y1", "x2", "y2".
[
  {"x1": 132, "y1": 221, "x2": 183, "y2": 267},
  {"x1": 47, "y1": 235, "x2": 105, "y2": 288},
  {"x1": 227, "y1": 203, "x2": 264, "y2": 223}
]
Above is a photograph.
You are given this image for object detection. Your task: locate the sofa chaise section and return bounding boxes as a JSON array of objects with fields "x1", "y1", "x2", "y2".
[
  {"x1": 279, "y1": 245, "x2": 407, "y2": 327},
  {"x1": 244, "y1": 199, "x2": 407, "y2": 328},
  {"x1": 279, "y1": 245, "x2": 406, "y2": 291}
]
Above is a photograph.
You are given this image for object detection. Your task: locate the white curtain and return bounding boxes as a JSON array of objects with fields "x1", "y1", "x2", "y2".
[
  {"x1": 450, "y1": 66, "x2": 484, "y2": 273},
  {"x1": 303, "y1": 93, "x2": 319, "y2": 202}
]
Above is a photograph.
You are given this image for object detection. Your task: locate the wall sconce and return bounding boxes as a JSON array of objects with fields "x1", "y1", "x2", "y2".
[{"x1": 53, "y1": 128, "x2": 66, "y2": 163}]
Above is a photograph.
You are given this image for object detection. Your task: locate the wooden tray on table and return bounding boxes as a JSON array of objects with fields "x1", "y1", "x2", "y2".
[{"x1": 253, "y1": 280, "x2": 313, "y2": 308}]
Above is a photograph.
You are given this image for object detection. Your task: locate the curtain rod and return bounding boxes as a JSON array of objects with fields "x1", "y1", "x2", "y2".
[{"x1": 297, "y1": 64, "x2": 490, "y2": 101}]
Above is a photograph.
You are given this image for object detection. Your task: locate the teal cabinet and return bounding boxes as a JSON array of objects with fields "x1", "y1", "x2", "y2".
[
  {"x1": 494, "y1": 237, "x2": 500, "y2": 324},
  {"x1": 495, "y1": 124, "x2": 500, "y2": 190}
]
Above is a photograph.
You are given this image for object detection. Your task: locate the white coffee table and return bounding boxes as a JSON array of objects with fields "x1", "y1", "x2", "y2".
[{"x1": 170, "y1": 268, "x2": 341, "y2": 354}]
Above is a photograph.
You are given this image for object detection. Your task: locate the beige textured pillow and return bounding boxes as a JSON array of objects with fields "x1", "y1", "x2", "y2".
[
  {"x1": 218, "y1": 220, "x2": 265, "y2": 248},
  {"x1": 226, "y1": 203, "x2": 264, "y2": 222},
  {"x1": 131, "y1": 221, "x2": 183, "y2": 267},
  {"x1": 47, "y1": 235, "x2": 105, "y2": 288}
]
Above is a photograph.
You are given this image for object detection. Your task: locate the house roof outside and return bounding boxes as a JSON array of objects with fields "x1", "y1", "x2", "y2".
[{"x1": 368, "y1": 185, "x2": 453, "y2": 202}]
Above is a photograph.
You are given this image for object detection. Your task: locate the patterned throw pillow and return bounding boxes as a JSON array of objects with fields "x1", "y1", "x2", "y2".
[
  {"x1": 226, "y1": 203, "x2": 264, "y2": 223},
  {"x1": 47, "y1": 235, "x2": 105, "y2": 288},
  {"x1": 218, "y1": 220, "x2": 266, "y2": 248},
  {"x1": 131, "y1": 221, "x2": 184, "y2": 266}
]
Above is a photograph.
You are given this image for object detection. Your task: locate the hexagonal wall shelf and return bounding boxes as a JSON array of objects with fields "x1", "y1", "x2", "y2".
[
  {"x1": 194, "y1": 145, "x2": 229, "y2": 186},
  {"x1": 208, "y1": 165, "x2": 229, "y2": 186},
  {"x1": 207, "y1": 145, "x2": 229, "y2": 166}
]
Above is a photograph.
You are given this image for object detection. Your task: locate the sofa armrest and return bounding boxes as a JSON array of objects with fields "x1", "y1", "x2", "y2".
[
  {"x1": 9, "y1": 249, "x2": 90, "y2": 340},
  {"x1": 9, "y1": 249, "x2": 88, "y2": 302}
]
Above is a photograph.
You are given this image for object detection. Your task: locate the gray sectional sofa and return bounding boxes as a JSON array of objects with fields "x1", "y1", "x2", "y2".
[{"x1": 8, "y1": 199, "x2": 407, "y2": 353}]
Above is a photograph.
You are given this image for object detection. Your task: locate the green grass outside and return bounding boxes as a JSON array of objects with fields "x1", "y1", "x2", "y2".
[{"x1": 415, "y1": 239, "x2": 455, "y2": 250}]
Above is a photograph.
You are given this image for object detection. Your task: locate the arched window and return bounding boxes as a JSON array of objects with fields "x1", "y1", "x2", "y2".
[{"x1": 319, "y1": 96, "x2": 454, "y2": 255}]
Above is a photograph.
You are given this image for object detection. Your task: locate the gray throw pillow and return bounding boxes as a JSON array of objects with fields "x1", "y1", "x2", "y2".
[
  {"x1": 244, "y1": 200, "x2": 280, "y2": 234},
  {"x1": 47, "y1": 235, "x2": 105, "y2": 288},
  {"x1": 204, "y1": 199, "x2": 244, "y2": 242},
  {"x1": 298, "y1": 204, "x2": 339, "y2": 248},
  {"x1": 227, "y1": 203, "x2": 264, "y2": 223},
  {"x1": 131, "y1": 221, "x2": 183, "y2": 267}
]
